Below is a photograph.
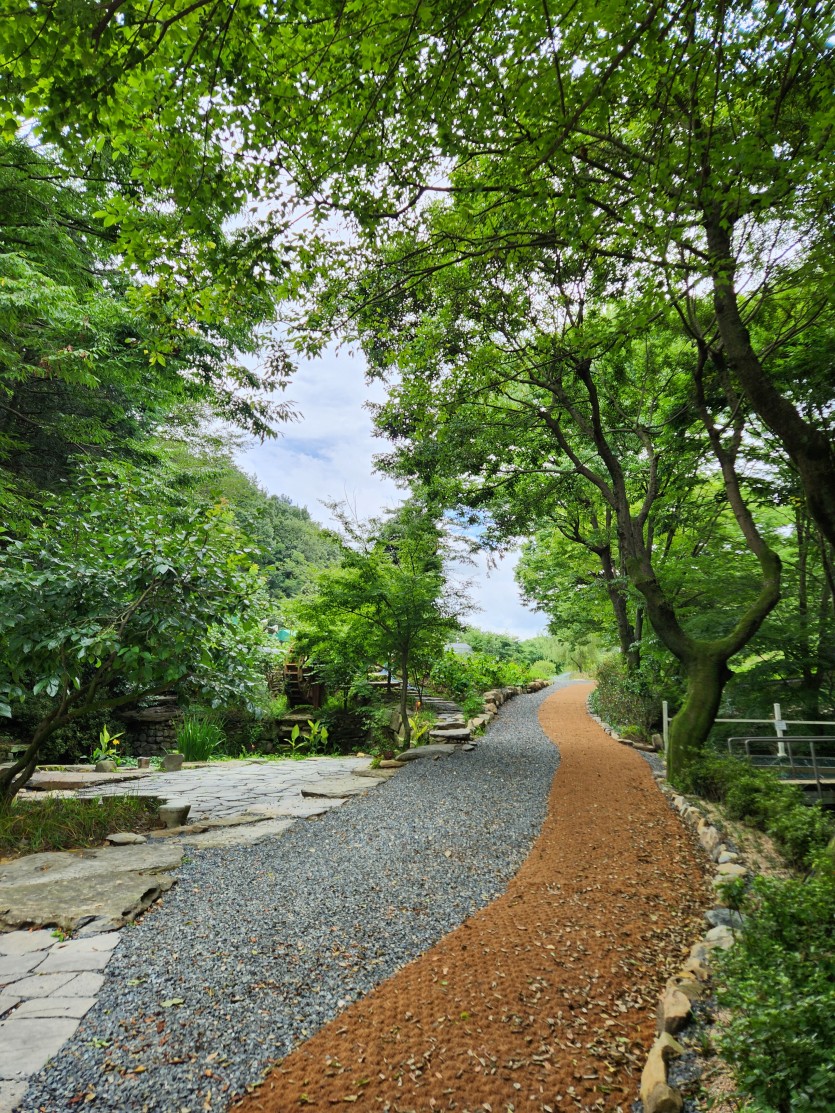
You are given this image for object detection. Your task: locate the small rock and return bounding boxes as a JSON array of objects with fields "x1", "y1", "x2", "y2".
[
  {"x1": 717, "y1": 850, "x2": 740, "y2": 864},
  {"x1": 657, "y1": 986, "x2": 691, "y2": 1034},
  {"x1": 699, "y1": 825, "x2": 721, "y2": 857},
  {"x1": 645, "y1": 1082, "x2": 684, "y2": 1113},
  {"x1": 106, "y1": 832, "x2": 147, "y2": 846},
  {"x1": 378, "y1": 760, "x2": 406, "y2": 769},
  {"x1": 158, "y1": 800, "x2": 191, "y2": 828},
  {"x1": 704, "y1": 925, "x2": 736, "y2": 949},
  {"x1": 715, "y1": 861, "x2": 747, "y2": 878},
  {"x1": 705, "y1": 908, "x2": 745, "y2": 930},
  {"x1": 666, "y1": 975, "x2": 703, "y2": 1001},
  {"x1": 94, "y1": 760, "x2": 117, "y2": 773},
  {"x1": 462, "y1": 744, "x2": 476, "y2": 751},
  {"x1": 161, "y1": 753, "x2": 184, "y2": 772},
  {"x1": 137, "y1": 757, "x2": 151, "y2": 769},
  {"x1": 682, "y1": 956, "x2": 710, "y2": 981},
  {"x1": 640, "y1": 1033, "x2": 684, "y2": 1109}
]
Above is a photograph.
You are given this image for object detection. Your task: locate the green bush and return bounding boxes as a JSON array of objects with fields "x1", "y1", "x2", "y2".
[
  {"x1": 429, "y1": 651, "x2": 534, "y2": 706},
  {"x1": 688, "y1": 754, "x2": 835, "y2": 868},
  {"x1": 175, "y1": 714, "x2": 226, "y2": 761},
  {"x1": 716, "y1": 862, "x2": 835, "y2": 1112},
  {"x1": 592, "y1": 655, "x2": 661, "y2": 739},
  {"x1": 528, "y1": 658, "x2": 558, "y2": 680}
]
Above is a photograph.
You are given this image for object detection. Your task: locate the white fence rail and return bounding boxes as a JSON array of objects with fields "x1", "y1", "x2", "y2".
[{"x1": 660, "y1": 700, "x2": 835, "y2": 758}]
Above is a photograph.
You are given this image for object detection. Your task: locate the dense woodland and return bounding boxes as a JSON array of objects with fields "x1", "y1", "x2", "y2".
[{"x1": 1, "y1": 3, "x2": 834, "y2": 783}]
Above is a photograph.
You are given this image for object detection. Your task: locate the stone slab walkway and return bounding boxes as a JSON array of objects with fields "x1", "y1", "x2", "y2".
[
  {"x1": 75, "y1": 756, "x2": 373, "y2": 821},
  {"x1": 0, "y1": 929, "x2": 120, "y2": 1113},
  {"x1": 0, "y1": 757, "x2": 391, "y2": 1110}
]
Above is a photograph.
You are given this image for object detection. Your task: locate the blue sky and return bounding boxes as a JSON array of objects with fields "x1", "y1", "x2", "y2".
[{"x1": 236, "y1": 344, "x2": 547, "y2": 639}]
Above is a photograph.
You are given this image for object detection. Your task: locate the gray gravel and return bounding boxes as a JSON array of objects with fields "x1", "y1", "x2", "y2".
[{"x1": 22, "y1": 680, "x2": 571, "y2": 1112}]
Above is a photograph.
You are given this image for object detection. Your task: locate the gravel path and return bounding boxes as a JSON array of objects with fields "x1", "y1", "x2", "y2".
[
  {"x1": 237, "y1": 682, "x2": 710, "y2": 1113},
  {"x1": 22, "y1": 682, "x2": 567, "y2": 1112}
]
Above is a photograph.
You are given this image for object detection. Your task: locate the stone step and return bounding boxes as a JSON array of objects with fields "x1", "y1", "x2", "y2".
[{"x1": 428, "y1": 728, "x2": 471, "y2": 742}]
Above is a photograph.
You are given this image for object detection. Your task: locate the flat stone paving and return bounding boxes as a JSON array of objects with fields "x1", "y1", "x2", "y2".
[
  {"x1": 0, "y1": 930, "x2": 118, "y2": 1112},
  {"x1": 75, "y1": 755, "x2": 373, "y2": 820},
  {"x1": 0, "y1": 756, "x2": 390, "y2": 1111}
]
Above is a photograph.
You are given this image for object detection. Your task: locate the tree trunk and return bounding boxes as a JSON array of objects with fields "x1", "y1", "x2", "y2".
[
  {"x1": 667, "y1": 654, "x2": 733, "y2": 783},
  {"x1": 400, "y1": 650, "x2": 411, "y2": 747},
  {"x1": 704, "y1": 212, "x2": 835, "y2": 548},
  {"x1": 599, "y1": 547, "x2": 640, "y2": 671}
]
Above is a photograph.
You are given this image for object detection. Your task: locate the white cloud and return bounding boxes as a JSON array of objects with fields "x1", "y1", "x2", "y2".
[{"x1": 238, "y1": 344, "x2": 546, "y2": 640}]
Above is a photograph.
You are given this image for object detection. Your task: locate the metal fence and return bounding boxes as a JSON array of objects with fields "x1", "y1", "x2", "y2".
[{"x1": 661, "y1": 700, "x2": 835, "y2": 799}]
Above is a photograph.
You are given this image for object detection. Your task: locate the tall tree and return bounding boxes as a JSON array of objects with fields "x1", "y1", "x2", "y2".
[
  {"x1": 352, "y1": 237, "x2": 782, "y2": 774},
  {"x1": 292, "y1": 504, "x2": 465, "y2": 745},
  {"x1": 5, "y1": 3, "x2": 833, "y2": 539},
  {"x1": 0, "y1": 140, "x2": 289, "y2": 526}
]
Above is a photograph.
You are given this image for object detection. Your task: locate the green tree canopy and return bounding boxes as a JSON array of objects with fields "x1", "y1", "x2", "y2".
[
  {"x1": 292, "y1": 503, "x2": 467, "y2": 744},
  {"x1": 0, "y1": 463, "x2": 269, "y2": 801}
]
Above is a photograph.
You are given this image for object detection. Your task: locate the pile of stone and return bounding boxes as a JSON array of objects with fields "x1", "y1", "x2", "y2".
[{"x1": 637, "y1": 774, "x2": 750, "y2": 1113}]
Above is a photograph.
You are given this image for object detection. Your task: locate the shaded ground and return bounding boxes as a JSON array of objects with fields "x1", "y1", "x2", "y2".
[{"x1": 234, "y1": 683, "x2": 711, "y2": 1113}]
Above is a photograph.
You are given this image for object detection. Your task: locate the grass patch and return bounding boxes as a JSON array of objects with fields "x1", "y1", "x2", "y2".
[{"x1": 0, "y1": 795, "x2": 163, "y2": 858}]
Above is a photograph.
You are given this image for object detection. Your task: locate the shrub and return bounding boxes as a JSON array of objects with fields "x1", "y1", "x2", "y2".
[
  {"x1": 592, "y1": 655, "x2": 661, "y2": 739},
  {"x1": 528, "y1": 658, "x2": 558, "y2": 680},
  {"x1": 175, "y1": 714, "x2": 226, "y2": 761},
  {"x1": 429, "y1": 651, "x2": 534, "y2": 707},
  {"x1": 687, "y1": 754, "x2": 834, "y2": 868},
  {"x1": 716, "y1": 862, "x2": 835, "y2": 1112}
]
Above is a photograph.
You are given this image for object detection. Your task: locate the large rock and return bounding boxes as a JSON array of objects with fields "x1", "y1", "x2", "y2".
[
  {"x1": 640, "y1": 1033, "x2": 684, "y2": 1111},
  {"x1": 428, "y1": 728, "x2": 471, "y2": 743},
  {"x1": 301, "y1": 775, "x2": 373, "y2": 798},
  {"x1": 0, "y1": 843, "x2": 184, "y2": 933},
  {"x1": 395, "y1": 743, "x2": 459, "y2": 761}
]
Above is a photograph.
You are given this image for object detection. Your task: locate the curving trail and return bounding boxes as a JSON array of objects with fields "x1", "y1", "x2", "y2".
[{"x1": 233, "y1": 683, "x2": 710, "y2": 1113}]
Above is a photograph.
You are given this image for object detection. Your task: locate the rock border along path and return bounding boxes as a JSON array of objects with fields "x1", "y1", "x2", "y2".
[{"x1": 235, "y1": 683, "x2": 712, "y2": 1113}]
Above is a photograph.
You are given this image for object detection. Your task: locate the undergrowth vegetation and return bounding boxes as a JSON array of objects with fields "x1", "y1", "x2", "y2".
[
  {"x1": 687, "y1": 753, "x2": 834, "y2": 868},
  {"x1": 716, "y1": 863, "x2": 835, "y2": 1113},
  {"x1": 589, "y1": 656, "x2": 662, "y2": 741},
  {"x1": 684, "y1": 756, "x2": 835, "y2": 1111},
  {"x1": 429, "y1": 651, "x2": 534, "y2": 713},
  {"x1": 0, "y1": 795, "x2": 162, "y2": 857}
]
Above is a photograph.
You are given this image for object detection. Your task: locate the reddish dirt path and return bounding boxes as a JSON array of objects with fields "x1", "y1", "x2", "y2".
[{"x1": 233, "y1": 683, "x2": 710, "y2": 1113}]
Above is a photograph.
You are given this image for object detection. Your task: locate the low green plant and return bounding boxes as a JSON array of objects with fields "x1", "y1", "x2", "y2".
[
  {"x1": 90, "y1": 725, "x2": 124, "y2": 765},
  {"x1": 287, "y1": 719, "x2": 329, "y2": 757},
  {"x1": 407, "y1": 709, "x2": 435, "y2": 745},
  {"x1": 175, "y1": 714, "x2": 226, "y2": 761},
  {"x1": 715, "y1": 860, "x2": 835, "y2": 1112},
  {"x1": 461, "y1": 693, "x2": 485, "y2": 719},
  {"x1": 687, "y1": 754, "x2": 834, "y2": 868},
  {"x1": 0, "y1": 795, "x2": 162, "y2": 857}
]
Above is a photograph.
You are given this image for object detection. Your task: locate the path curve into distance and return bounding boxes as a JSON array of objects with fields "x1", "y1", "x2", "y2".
[{"x1": 234, "y1": 683, "x2": 710, "y2": 1113}]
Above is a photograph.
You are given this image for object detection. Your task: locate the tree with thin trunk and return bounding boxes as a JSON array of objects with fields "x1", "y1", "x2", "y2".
[{"x1": 291, "y1": 505, "x2": 466, "y2": 747}]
